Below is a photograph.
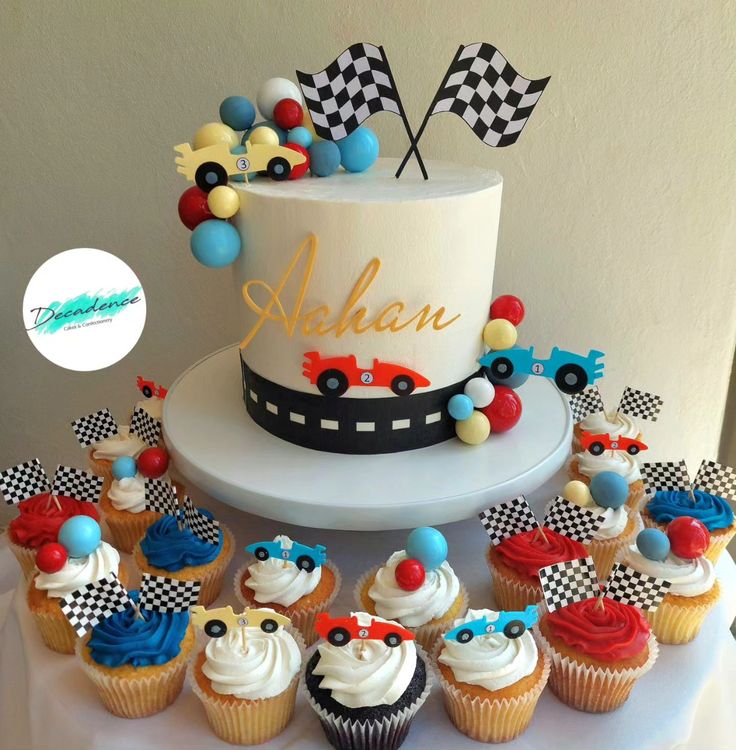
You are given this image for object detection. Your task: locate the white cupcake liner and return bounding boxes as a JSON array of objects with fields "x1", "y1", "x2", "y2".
[
  {"x1": 485, "y1": 551, "x2": 544, "y2": 611},
  {"x1": 585, "y1": 508, "x2": 641, "y2": 581}
]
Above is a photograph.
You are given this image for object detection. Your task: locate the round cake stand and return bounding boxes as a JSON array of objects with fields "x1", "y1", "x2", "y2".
[{"x1": 163, "y1": 344, "x2": 573, "y2": 530}]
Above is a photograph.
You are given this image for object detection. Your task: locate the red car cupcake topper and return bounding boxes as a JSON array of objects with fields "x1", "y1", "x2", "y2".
[
  {"x1": 315, "y1": 612, "x2": 415, "y2": 648},
  {"x1": 580, "y1": 430, "x2": 648, "y2": 457}
]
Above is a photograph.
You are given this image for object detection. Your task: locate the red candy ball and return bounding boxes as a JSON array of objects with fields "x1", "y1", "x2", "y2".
[
  {"x1": 667, "y1": 516, "x2": 710, "y2": 559},
  {"x1": 178, "y1": 186, "x2": 214, "y2": 230},
  {"x1": 490, "y1": 295, "x2": 525, "y2": 326},
  {"x1": 36, "y1": 542, "x2": 68, "y2": 574},
  {"x1": 481, "y1": 385, "x2": 522, "y2": 432},
  {"x1": 284, "y1": 143, "x2": 310, "y2": 180},
  {"x1": 273, "y1": 98, "x2": 304, "y2": 130},
  {"x1": 395, "y1": 558, "x2": 426, "y2": 591},
  {"x1": 137, "y1": 447, "x2": 170, "y2": 479}
]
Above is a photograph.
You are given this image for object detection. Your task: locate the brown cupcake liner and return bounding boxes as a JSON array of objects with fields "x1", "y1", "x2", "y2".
[
  {"x1": 234, "y1": 560, "x2": 342, "y2": 647},
  {"x1": 640, "y1": 513, "x2": 735, "y2": 565},
  {"x1": 485, "y1": 555, "x2": 542, "y2": 611},
  {"x1": 353, "y1": 566, "x2": 469, "y2": 653},
  {"x1": 585, "y1": 509, "x2": 641, "y2": 581},
  {"x1": 535, "y1": 627, "x2": 658, "y2": 713},
  {"x1": 642, "y1": 580, "x2": 720, "y2": 645},
  {"x1": 6, "y1": 533, "x2": 37, "y2": 580},
  {"x1": 431, "y1": 639, "x2": 550, "y2": 743}
]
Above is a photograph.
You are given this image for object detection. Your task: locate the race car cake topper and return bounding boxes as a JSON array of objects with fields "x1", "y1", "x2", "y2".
[
  {"x1": 136, "y1": 376, "x2": 167, "y2": 400},
  {"x1": 245, "y1": 535, "x2": 327, "y2": 573},
  {"x1": 191, "y1": 604, "x2": 291, "y2": 649},
  {"x1": 315, "y1": 612, "x2": 415, "y2": 651},
  {"x1": 444, "y1": 606, "x2": 538, "y2": 642}
]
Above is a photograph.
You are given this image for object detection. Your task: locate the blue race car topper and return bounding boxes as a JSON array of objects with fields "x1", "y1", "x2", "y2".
[
  {"x1": 245, "y1": 536, "x2": 327, "y2": 573},
  {"x1": 444, "y1": 605, "x2": 539, "y2": 642}
]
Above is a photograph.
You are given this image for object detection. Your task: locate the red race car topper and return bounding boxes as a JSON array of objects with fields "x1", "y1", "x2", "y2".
[
  {"x1": 136, "y1": 376, "x2": 168, "y2": 400},
  {"x1": 303, "y1": 352, "x2": 430, "y2": 398},
  {"x1": 580, "y1": 430, "x2": 648, "y2": 456},
  {"x1": 315, "y1": 613, "x2": 415, "y2": 648}
]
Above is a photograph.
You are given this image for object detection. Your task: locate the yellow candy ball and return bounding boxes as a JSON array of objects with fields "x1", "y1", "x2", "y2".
[
  {"x1": 249, "y1": 126, "x2": 279, "y2": 146},
  {"x1": 563, "y1": 480, "x2": 595, "y2": 507},
  {"x1": 455, "y1": 411, "x2": 491, "y2": 445},
  {"x1": 193, "y1": 122, "x2": 239, "y2": 150},
  {"x1": 207, "y1": 186, "x2": 240, "y2": 219},
  {"x1": 483, "y1": 319, "x2": 518, "y2": 350}
]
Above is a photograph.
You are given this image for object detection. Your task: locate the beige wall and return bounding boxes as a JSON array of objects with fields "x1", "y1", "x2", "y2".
[{"x1": 1, "y1": 1, "x2": 735, "y2": 521}]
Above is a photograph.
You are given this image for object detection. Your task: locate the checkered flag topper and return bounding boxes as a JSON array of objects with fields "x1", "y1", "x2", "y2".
[
  {"x1": 297, "y1": 43, "x2": 401, "y2": 141},
  {"x1": 478, "y1": 495, "x2": 538, "y2": 546},
  {"x1": 145, "y1": 479, "x2": 179, "y2": 516},
  {"x1": 130, "y1": 406, "x2": 161, "y2": 447},
  {"x1": 60, "y1": 574, "x2": 131, "y2": 637},
  {"x1": 139, "y1": 574, "x2": 201, "y2": 612},
  {"x1": 544, "y1": 496, "x2": 604, "y2": 544},
  {"x1": 617, "y1": 387, "x2": 664, "y2": 422},
  {"x1": 640, "y1": 460, "x2": 691, "y2": 494},
  {"x1": 0, "y1": 458, "x2": 50, "y2": 505},
  {"x1": 605, "y1": 564, "x2": 670, "y2": 612},
  {"x1": 71, "y1": 408, "x2": 118, "y2": 447},
  {"x1": 694, "y1": 460, "x2": 736, "y2": 503},
  {"x1": 539, "y1": 557, "x2": 599, "y2": 612},
  {"x1": 569, "y1": 387, "x2": 605, "y2": 423},
  {"x1": 183, "y1": 496, "x2": 221, "y2": 546},
  {"x1": 51, "y1": 465, "x2": 103, "y2": 503}
]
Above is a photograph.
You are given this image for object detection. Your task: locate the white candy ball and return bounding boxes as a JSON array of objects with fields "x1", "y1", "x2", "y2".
[
  {"x1": 257, "y1": 78, "x2": 302, "y2": 120},
  {"x1": 464, "y1": 377, "x2": 495, "y2": 408},
  {"x1": 563, "y1": 480, "x2": 595, "y2": 507}
]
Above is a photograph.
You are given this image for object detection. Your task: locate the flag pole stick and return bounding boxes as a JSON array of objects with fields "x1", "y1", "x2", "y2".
[
  {"x1": 380, "y1": 46, "x2": 428, "y2": 180},
  {"x1": 395, "y1": 45, "x2": 463, "y2": 179}
]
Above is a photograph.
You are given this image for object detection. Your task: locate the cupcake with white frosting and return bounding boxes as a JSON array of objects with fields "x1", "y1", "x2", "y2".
[
  {"x1": 87, "y1": 425, "x2": 147, "y2": 489},
  {"x1": 435, "y1": 608, "x2": 550, "y2": 742},
  {"x1": 572, "y1": 410, "x2": 641, "y2": 453},
  {"x1": 568, "y1": 449, "x2": 645, "y2": 510}
]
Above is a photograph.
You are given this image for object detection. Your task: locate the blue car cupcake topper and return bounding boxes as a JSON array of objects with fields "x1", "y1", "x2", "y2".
[
  {"x1": 245, "y1": 535, "x2": 327, "y2": 573},
  {"x1": 444, "y1": 605, "x2": 539, "y2": 642}
]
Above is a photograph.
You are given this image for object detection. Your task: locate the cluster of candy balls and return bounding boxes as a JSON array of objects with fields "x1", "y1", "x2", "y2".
[
  {"x1": 448, "y1": 295, "x2": 526, "y2": 445},
  {"x1": 111, "y1": 447, "x2": 170, "y2": 482},
  {"x1": 393, "y1": 527, "x2": 448, "y2": 591},
  {"x1": 178, "y1": 77, "x2": 380, "y2": 268},
  {"x1": 35, "y1": 516, "x2": 103, "y2": 573}
]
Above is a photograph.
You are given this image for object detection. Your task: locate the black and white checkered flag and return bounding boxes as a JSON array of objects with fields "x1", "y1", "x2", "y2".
[
  {"x1": 478, "y1": 495, "x2": 538, "y2": 546},
  {"x1": 183, "y1": 496, "x2": 221, "y2": 545},
  {"x1": 71, "y1": 408, "x2": 118, "y2": 447},
  {"x1": 604, "y1": 563, "x2": 670, "y2": 611},
  {"x1": 617, "y1": 387, "x2": 664, "y2": 422},
  {"x1": 60, "y1": 574, "x2": 132, "y2": 637},
  {"x1": 139, "y1": 574, "x2": 200, "y2": 612},
  {"x1": 544, "y1": 496, "x2": 604, "y2": 544},
  {"x1": 568, "y1": 387, "x2": 605, "y2": 423},
  {"x1": 0, "y1": 458, "x2": 50, "y2": 505},
  {"x1": 640, "y1": 460, "x2": 691, "y2": 494},
  {"x1": 130, "y1": 406, "x2": 161, "y2": 447},
  {"x1": 51, "y1": 465, "x2": 102, "y2": 503},
  {"x1": 539, "y1": 557, "x2": 599, "y2": 612},
  {"x1": 145, "y1": 479, "x2": 179, "y2": 516},
  {"x1": 694, "y1": 460, "x2": 736, "y2": 503}
]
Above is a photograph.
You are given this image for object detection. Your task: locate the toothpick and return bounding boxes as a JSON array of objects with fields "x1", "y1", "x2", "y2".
[
  {"x1": 240, "y1": 625, "x2": 247, "y2": 652},
  {"x1": 533, "y1": 525, "x2": 548, "y2": 544},
  {"x1": 51, "y1": 494, "x2": 62, "y2": 511},
  {"x1": 131, "y1": 600, "x2": 146, "y2": 621},
  {"x1": 358, "y1": 639, "x2": 367, "y2": 660},
  {"x1": 594, "y1": 596, "x2": 606, "y2": 612}
]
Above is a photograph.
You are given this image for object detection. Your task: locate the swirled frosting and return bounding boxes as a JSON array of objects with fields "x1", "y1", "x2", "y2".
[
  {"x1": 136, "y1": 398, "x2": 163, "y2": 421},
  {"x1": 91, "y1": 426, "x2": 146, "y2": 460},
  {"x1": 8, "y1": 495, "x2": 99, "y2": 549},
  {"x1": 107, "y1": 472, "x2": 171, "y2": 514},
  {"x1": 622, "y1": 544, "x2": 715, "y2": 597},
  {"x1": 438, "y1": 608, "x2": 538, "y2": 691},
  {"x1": 313, "y1": 612, "x2": 417, "y2": 707},
  {"x1": 35, "y1": 541, "x2": 120, "y2": 598},
  {"x1": 202, "y1": 623, "x2": 301, "y2": 699},
  {"x1": 574, "y1": 451, "x2": 641, "y2": 483},
  {"x1": 592, "y1": 506, "x2": 629, "y2": 540},
  {"x1": 87, "y1": 590, "x2": 189, "y2": 667},
  {"x1": 245, "y1": 556, "x2": 321, "y2": 607},
  {"x1": 647, "y1": 490, "x2": 734, "y2": 532},
  {"x1": 578, "y1": 411, "x2": 640, "y2": 438},
  {"x1": 495, "y1": 528, "x2": 588, "y2": 581},
  {"x1": 544, "y1": 598, "x2": 650, "y2": 662},
  {"x1": 139, "y1": 511, "x2": 223, "y2": 571},
  {"x1": 368, "y1": 550, "x2": 460, "y2": 626}
]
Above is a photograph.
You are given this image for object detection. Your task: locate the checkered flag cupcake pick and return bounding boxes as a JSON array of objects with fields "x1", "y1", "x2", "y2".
[
  {"x1": 539, "y1": 557, "x2": 599, "y2": 612},
  {"x1": 60, "y1": 573, "x2": 132, "y2": 637},
  {"x1": 694, "y1": 460, "x2": 736, "y2": 503},
  {"x1": 71, "y1": 408, "x2": 118, "y2": 447},
  {"x1": 478, "y1": 495, "x2": 538, "y2": 546},
  {"x1": 569, "y1": 387, "x2": 605, "y2": 423},
  {"x1": 130, "y1": 406, "x2": 161, "y2": 447},
  {"x1": 617, "y1": 387, "x2": 664, "y2": 422},
  {"x1": 640, "y1": 460, "x2": 691, "y2": 494},
  {"x1": 139, "y1": 574, "x2": 201, "y2": 612},
  {"x1": 51, "y1": 465, "x2": 103, "y2": 503},
  {"x1": 544, "y1": 496, "x2": 604, "y2": 544},
  {"x1": 145, "y1": 479, "x2": 179, "y2": 516},
  {"x1": 183, "y1": 496, "x2": 221, "y2": 545},
  {"x1": 0, "y1": 458, "x2": 50, "y2": 505},
  {"x1": 604, "y1": 563, "x2": 670, "y2": 611}
]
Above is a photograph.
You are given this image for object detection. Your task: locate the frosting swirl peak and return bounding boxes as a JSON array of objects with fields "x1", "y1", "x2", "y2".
[
  {"x1": 574, "y1": 450, "x2": 641, "y2": 483},
  {"x1": 140, "y1": 511, "x2": 223, "y2": 571},
  {"x1": 495, "y1": 528, "x2": 588, "y2": 581},
  {"x1": 647, "y1": 490, "x2": 734, "y2": 532},
  {"x1": 245, "y1": 555, "x2": 321, "y2": 607}
]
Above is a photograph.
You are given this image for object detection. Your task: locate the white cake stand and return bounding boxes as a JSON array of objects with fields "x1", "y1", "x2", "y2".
[{"x1": 163, "y1": 345, "x2": 572, "y2": 530}]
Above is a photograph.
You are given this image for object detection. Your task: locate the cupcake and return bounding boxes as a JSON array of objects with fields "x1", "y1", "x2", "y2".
[
  {"x1": 189, "y1": 605, "x2": 304, "y2": 744},
  {"x1": 572, "y1": 410, "x2": 642, "y2": 453},
  {"x1": 435, "y1": 607, "x2": 549, "y2": 742},
  {"x1": 621, "y1": 521, "x2": 719, "y2": 644},
  {"x1": 305, "y1": 611, "x2": 432, "y2": 750},
  {"x1": 77, "y1": 589, "x2": 195, "y2": 717},
  {"x1": 355, "y1": 528, "x2": 468, "y2": 653},
  {"x1": 133, "y1": 507, "x2": 233, "y2": 606},
  {"x1": 568, "y1": 450, "x2": 645, "y2": 510},
  {"x1": 87, "y1": 425, "x2": 147, "y2": 489},
  {"x1": 235, "y1": 534, "x2": 341, "y2": 646}
]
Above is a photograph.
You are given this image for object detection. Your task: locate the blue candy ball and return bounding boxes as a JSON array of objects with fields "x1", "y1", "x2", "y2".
[
  {"x1": 191, "y1": 220, "x2": 242, "y2": 268},
  {"x1": 243, "y1": 120, "x2": 287, "y2": 146},
  {"x1": 406, "y1": 527, "x2": 448, "y2": 571},
  {"x1": 58, "y1": 516, "x2": 101, "y2": 558},
  {"x1": 219, "y1": 96, "x2": 256, "y2": 131},
  {"x1": 112, "y1": 456, "x2": 137, "y2": 480},
  {"x1": 637, "y1": 528, "x2": 671, "y2": 562},
  {"x1": 485, "y1": 344, "x2": 530, "y2": 389},
  {"x1": 309, "y1": 140, "x2": 341, "y2": 177},
  {"x1": 230, "y1": 145, "x2": 247, "y2": 182},
  {"x1": 287, "y1": 126, "x2": 313, "y2": 149},
  {"x1": 448, "y1": 394, "x2": 474, "y2": 421},
  {"x1": 590, "y1": 471, "x2": 629, "y2": 509},
  {"x1": 337, "y1": 127, "x2": 379, "y2": 172}
]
